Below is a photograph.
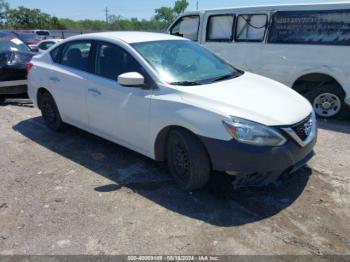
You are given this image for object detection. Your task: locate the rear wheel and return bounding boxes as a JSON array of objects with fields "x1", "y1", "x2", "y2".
[
  {"x1": 166, "y1": 129, "x2": 211, "y2": 191},
  {"x1": 306, "y1": 85, "x2": 350, "y2": 119},
  {"x1": 39, "y1": 92, "x2": 64, "y2": 131}
]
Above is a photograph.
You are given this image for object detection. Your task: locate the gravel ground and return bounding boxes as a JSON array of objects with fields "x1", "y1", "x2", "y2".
[{"x1": 0, "y1": 99, "x2": 349, "y2": 255}]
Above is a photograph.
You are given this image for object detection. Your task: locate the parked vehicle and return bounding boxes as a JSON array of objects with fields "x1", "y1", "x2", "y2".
[
  {"x1": 32, "y1": 30, "x2": 51, "y2": 40},
  {"x1": 27, "y1": 32, "x2": 317, "y2": 190},
  {"x1": 0, "y1": 31, "x2": 33, "y2": 103},
  {"x1": 15, "y1": 31, "x2": 40, "y2": 50},
  {"x1": 37, "y1": 39, "x2": 62, "y2": 53},
  {"x1": 168, "y1": 2, "x2": 350, "y2": 119}
]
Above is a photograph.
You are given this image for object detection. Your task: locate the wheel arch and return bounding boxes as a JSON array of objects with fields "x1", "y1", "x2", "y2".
[
  {"x1": 153, "y1": 125, "x2": 211, "y2": 164},
  {"x1": 36, "y1": 87, "x2": 51, "y2": 108},
  {"x1": 292, "y1": 72, "x2": 345, "y2": 96}
]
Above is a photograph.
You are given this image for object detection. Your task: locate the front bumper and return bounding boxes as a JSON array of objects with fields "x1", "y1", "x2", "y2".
[{"x1": 200, "y1": 134, "x2": 316, "y2": 183}]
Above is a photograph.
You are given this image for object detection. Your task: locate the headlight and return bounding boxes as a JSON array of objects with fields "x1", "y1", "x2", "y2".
[{"x1": 223, "y1": 117, "x2": 287, "y2": 146}]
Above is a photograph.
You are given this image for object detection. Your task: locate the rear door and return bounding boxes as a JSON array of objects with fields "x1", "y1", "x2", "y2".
[{"x1": 48, "y1": 40, "x2": 93, "y2": 129}]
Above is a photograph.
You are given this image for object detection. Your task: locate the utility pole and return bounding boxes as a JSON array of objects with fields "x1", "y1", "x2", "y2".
[
  {"x1": 196, "y1": 0, "x2": 199, "y2": 10},
  {"x1": 105, "y1": 7, "x2": 109, "y2": 24}
]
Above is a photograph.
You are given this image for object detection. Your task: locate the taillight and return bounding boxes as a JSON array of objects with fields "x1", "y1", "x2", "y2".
[{"x1": 26, "y1": 63, "x2": 33, "y2": 75}]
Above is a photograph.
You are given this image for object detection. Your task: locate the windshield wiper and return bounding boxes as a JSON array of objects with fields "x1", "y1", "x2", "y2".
[
  {"x1": 170, "y1": 81, "x2": 202, "y2": 86},
  {"x1": 170, "y1": 72, "x2": 240, "y2": 86},
  {"x1": 210, "y1": 73, "x2": 238, "y2": 83}
]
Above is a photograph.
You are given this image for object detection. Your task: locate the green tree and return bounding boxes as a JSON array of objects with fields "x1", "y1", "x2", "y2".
[
  {"x1": 3, "y1": 5, "x2": 65, "y2": 30},
  {"x1": 50, "y1": 16, "x2": 66, "y2": 30},
  {"x1": 173, "y1": 0, "x2": 189, "y2": 16},
  {"x1": 155, "y1": 0, "x2": 189, "y2": 25},
  {"x1": 0, "y1": 0, "x2": 185, "y2": 31},
  {"x1": 155, "y1": 7, "x2": 174, "y2": 24},
  {"x1": 0, "y1": 0, "x2": 9, "y2": 27}
]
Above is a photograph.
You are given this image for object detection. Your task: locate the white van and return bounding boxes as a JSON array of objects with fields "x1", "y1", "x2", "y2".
[
  {"x1": 168, "y1": 2, "x2": 350, "y2": 119},
  {"x1": 32, "y1": 30, "x2": 51, "y2": 40}
]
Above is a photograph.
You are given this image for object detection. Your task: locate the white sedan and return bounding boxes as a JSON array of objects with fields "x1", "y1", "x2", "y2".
[
  {"x1": 27, "y1": 32, "x2": 317, "y2": 190},
  {"x1": 36, "y1": 39, "x2": 62, "y2": 53}
]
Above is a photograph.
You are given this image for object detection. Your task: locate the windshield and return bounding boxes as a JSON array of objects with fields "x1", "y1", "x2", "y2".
[
  {"x1": 132, "y1": 40, "x2": 242, "y2": 85},
  {"x1": 0, "y1": 35, "x2": 31, "y2": 52}
]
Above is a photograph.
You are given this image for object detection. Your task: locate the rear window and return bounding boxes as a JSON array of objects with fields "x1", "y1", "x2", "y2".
[
  {"x1": 39, "y1": 41, "x2": 55, "y2": 50},
  {"x1": 50, "y1": 45, "x2": 63, "y2": 63},
  {"x1": 235, "y1": 14, "x2": 268, "y2": 42},
  {"x1": 206, "y1": 14, "x2": 235, "y2": 42},
  {"x1": 268, "y1": 10, "x2": 350, "y2": 46},
  {"x1": 61, "y1": 41, "x2": 92, "y2": 71}
]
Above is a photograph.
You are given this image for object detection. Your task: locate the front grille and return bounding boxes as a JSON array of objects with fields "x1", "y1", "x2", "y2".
[{"x1": 291, "y1": 114, "x2": 312, "y2": 141}]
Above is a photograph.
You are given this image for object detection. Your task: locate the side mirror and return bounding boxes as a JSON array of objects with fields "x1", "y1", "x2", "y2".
[{"x1": 118, "y1": 72, "x2": 145, "y2": 87}]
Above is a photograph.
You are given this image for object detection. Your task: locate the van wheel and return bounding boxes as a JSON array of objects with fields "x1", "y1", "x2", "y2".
[
  {"x1": 307, "y1": 85, "x2": 350, "y2": 119},
  {"x1": 0, "y1": 95, "x2": 5, "y2": 104},
  {"x1": 39, "y1": 92, "x2": 64, "y2": 131},
  {"x1": 166, "y1": 129, "x2": 211, "y2": 191}
]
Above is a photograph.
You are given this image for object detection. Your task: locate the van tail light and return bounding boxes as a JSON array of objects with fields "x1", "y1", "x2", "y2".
[{"x1": 26, "y1": 63, "x2": 33, "y2": 75}]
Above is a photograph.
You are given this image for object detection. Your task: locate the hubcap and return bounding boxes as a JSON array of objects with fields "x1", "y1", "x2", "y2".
[
  {"x1": 170, "y1": 137, "x2": 190, "y2": 181},
  {"x1": 313, "y1": 93, "x2": 341, "y2": 117},
  {"x1": 43, "y1": 103, "x2": 55, "y2": 124}
]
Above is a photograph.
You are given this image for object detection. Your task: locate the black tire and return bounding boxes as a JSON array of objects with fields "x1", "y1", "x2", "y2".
[
  {"x1": 306, "y1": 84, "x2": 350, "y2": 120},
  {"x1": 39, "y1": 92, "x2": 64, "y2": 131},
  {"x1": 166, "y1": 128, "x2": 211, "y2": 191}
]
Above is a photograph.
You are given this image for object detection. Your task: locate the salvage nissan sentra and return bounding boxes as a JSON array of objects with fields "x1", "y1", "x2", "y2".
[{"x1": 27, "y1": 32, "x2": 317, "y2": 190}]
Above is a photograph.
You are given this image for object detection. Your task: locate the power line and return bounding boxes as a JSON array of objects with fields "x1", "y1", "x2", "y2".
[{"x1": 104, "y1": 7, "x2": 109, "y2": 24}]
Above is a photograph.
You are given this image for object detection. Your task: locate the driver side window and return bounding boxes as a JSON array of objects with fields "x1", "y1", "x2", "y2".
[{"x1": 170, "y1": 16, "x2": 200, "y2": 41}]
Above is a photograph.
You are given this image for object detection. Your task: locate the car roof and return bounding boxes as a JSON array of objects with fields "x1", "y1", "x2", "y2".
[
  {"x1": 200, "y1": 1, "x2": 350, "y2": 12},
  {"x1": 41, "y1": 39, "x2": 61, "y2": 42},
  {"x1": 67, "y1": 31, "x2": 186, "y2": 44}
]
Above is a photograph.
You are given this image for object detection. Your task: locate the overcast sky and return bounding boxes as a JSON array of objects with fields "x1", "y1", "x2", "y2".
[{"x1": 9, "y1": 0, "x2": 341, "y2": 20}]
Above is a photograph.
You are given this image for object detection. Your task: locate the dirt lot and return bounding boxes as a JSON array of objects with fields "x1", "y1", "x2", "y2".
[{"x1": 0, "y1": 99, "x2": 349, "y2": 255}]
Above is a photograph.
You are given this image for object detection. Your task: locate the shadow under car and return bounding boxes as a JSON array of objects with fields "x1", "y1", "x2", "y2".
[{"x1": 13, "y1": 116, "x2": 312, "y2": 227}]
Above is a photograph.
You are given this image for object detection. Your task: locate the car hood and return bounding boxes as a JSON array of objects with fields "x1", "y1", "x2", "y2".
[{"x1": 176, "y1": 72, "x2": 312, "y2": 126}]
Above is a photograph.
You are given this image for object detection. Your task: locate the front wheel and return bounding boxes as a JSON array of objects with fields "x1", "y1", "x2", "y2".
[
  {"x1": 166, "y1": 129, "x2": 211, "y2": 191},
  {"x1": 307, "y1": 85, "x2": 350, "y2": 119}
]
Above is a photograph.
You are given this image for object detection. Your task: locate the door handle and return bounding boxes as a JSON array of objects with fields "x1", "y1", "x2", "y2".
[
  {"x1": 88, "y1": 88, "x2": 102, "y2": 96},
  {"x1": 49, "y1": 77, "x2": 60, "y2": 83}
]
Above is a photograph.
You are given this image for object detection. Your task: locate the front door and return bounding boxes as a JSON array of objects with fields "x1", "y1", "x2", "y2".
[{"x1": 87, "y1": 42, "x2": 153, "y2": 154}]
